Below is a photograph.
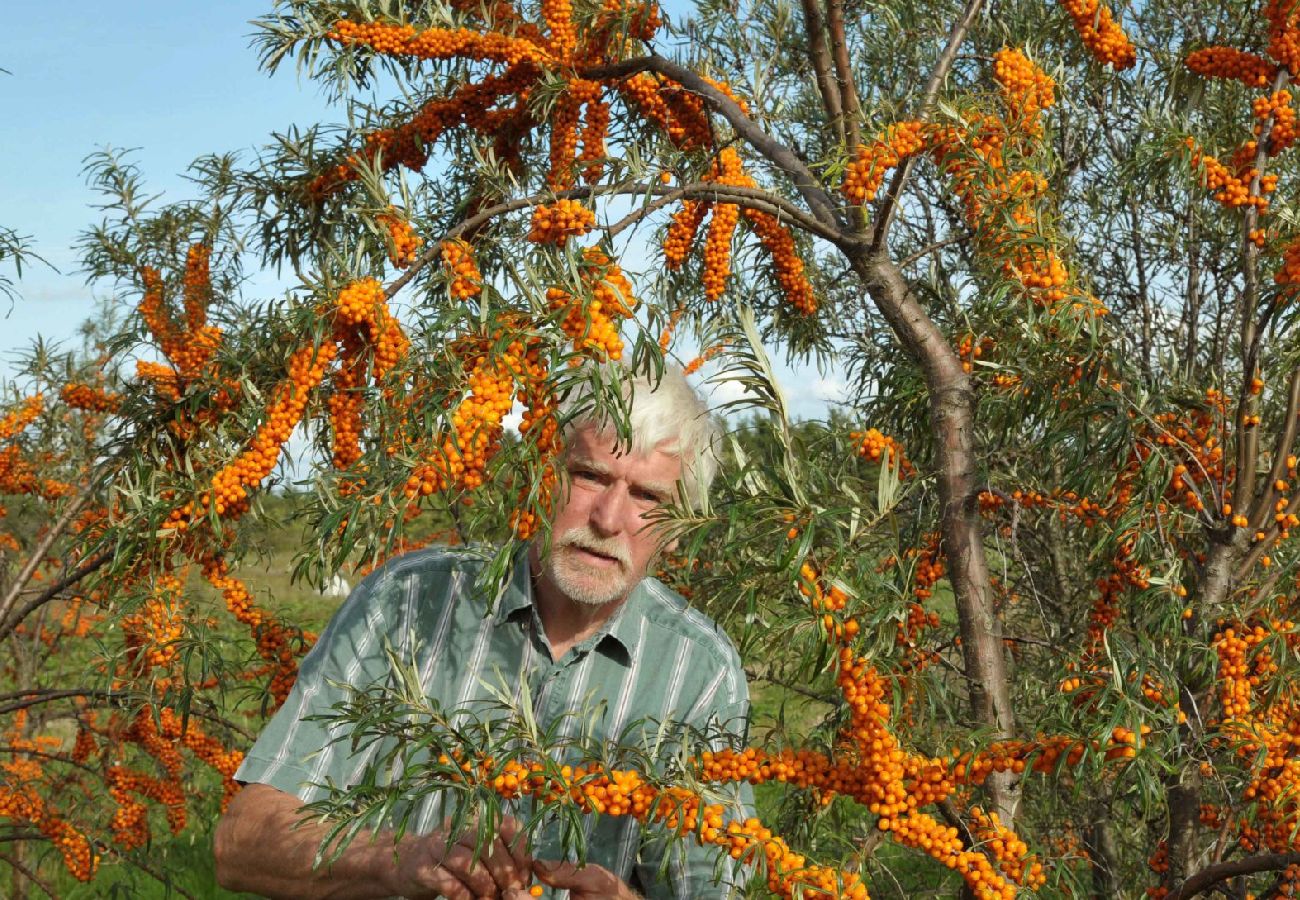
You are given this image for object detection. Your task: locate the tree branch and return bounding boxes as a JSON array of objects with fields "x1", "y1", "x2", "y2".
[
  {"x1": 1245, "y1": 367, "x2": 1300, "y2": 534},
  {"x1": 386, "y1": 180, "x2": 848, "y2": 300},
  {"x1": 825, "y1": 0, "x2": 862, "y2": 152},
  {"x1": 0, "y1": 848, "x2": 56, "y2": 899},
  {"x1": 797, "y1": 0, "x2": 844, "y2": 145},
  {"x1": 1171, "y1": 852, "x2": 1300, "y2": 900},
  {"x1": 0, "y1": 483, "x2": 96, "y2": 630},
  {"x1": 870, "y1": 0, "x2": 986, "y2": 249},
  {"x1": 0, "y1": 549, "x2": 114, "y2": 644}
]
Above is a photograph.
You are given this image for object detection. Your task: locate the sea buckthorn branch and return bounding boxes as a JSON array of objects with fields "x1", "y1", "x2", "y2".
[
  {"x1": 106, "y1": 763, "x2": 186, "y2": 850},
  {"x1": 583, "y1": 56, "x2": 845, "y2": 230},
  {"x1": 1186, "y1": 47, "x2": 1279, "y2": 88},
  {"x1": 1239, "y1": 368, "x2": 1300, "y2": 553},
  {"x1": 1170, "y1": 852, "x2": 1300, "y2": 900},
  {"x1": 845, "y1": 251, "x2": 1019, "y2": 822},
  {"x1": 1233, "y1": 72, "x2": 1294, "y2": 522},
  {"x1": 0, "y1": 550, "x2": 113, "y2": 646},
  {"x1": 1178, "y1": 39, "x2": 1300, "y2": 598},
  {"x1": 382, "y1": 179, "x2": 832, "y2": 309},
  {"x1": 201, "y1": 554, "x2": 310, "y2": 708},
  {"x1": 0, "y1": 711, "x2": 100, "y2": 880},
  {"x1": 137, "y1": 250, "x2": 224, "y2": 380},
  {"x1": 868, "y1": 0, "x2": 987, "y2": 249},
  {"x1": 1205, "y1": 614, "x2": 1300, "y2": 877},
  {"x1": 306, "y1": 65, "x2": 540, "y2": 199}
]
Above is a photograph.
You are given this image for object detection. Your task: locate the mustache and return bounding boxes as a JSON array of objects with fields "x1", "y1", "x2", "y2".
[{"x1": 557, "y1": 528, "x2": 631, "y2": 567}]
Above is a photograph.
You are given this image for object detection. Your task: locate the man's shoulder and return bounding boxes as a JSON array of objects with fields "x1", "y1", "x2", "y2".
[
  {"x1": 633, "y1": 577, "x2": 742, "y2": 670},
  {"x1": 363, "y1": 543, "x2": 491, "y2": 584}
]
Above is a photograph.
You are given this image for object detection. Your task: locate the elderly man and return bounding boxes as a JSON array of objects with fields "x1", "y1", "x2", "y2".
[{"x1": 214, "y1": 366, "x2": 753, "y2": 899}]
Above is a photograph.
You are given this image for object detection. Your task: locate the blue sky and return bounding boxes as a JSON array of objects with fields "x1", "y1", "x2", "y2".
[
  {"x1": 1, "y1": 3, "x2": 845, "y2": 418},
  {"x1": 2, "y1": 2, "x2": 334, "y2": 361}
]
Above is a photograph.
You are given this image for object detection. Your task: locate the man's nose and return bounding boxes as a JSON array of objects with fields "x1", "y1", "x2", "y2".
[{"x1": 589, "y1": 483, "x2": 629, "y2": 536}]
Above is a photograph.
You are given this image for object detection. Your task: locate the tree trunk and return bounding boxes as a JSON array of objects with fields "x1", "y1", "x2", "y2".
[{"x1": 851, "y1": 249, "x2": 1019, "y2": 821}]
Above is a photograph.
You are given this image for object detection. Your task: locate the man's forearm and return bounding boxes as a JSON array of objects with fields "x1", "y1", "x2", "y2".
[{"x1": 214, "y1": 782, "x2": 403, "y2": 900}]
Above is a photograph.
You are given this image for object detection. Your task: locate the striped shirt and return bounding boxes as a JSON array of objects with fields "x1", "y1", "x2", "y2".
[{"x1": 235, "y1": 545, "x2": 754, "y2": 898}]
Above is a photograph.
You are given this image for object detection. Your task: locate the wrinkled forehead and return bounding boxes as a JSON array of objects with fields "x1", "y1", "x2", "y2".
[{"x1": 564, "y1": 422, "x2": 681, "y2": 461}]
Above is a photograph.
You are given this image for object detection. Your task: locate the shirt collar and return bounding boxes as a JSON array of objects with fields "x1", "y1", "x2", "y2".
[
  {"x1": 493, "y1": 547, "x2": 535, "y2": 623},
  {"x1": 495, "y1": 544, "x2": 643, "y2": 667}
]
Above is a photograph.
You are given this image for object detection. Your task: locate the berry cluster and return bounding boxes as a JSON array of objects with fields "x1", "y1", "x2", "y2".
[
  {"x1": 992, "y1": 48, "x2": 1055, "y2": 136},
  {"x1": 850, "y1": 427, "x2": 913, "y2": 476},
  {"x1": 842, "y1": 121, "x2": 927, "y2": 206},
  {"x1": 378, "y1": 210, "x2": 424, "y2": 267},
  {"x1": 528, "y1": 199, "x2": 597, "y2": 244},
  {"x1": 1255, "y1": 89, "x2": 1298, "y2": 156},
  {"x1": 1186, "y1": 138, "x2": 1277, "y2": 211},
  {"x1": 1185, "y1": 47, "x2": 1279, "y2": 87},
  {"x1": 207, "y1": 342, "x2": 337, "y2": 518},
  {"x1": 1265, "y1": 0, "x2": 1300, "y2": 76},
  {"x1": 138, "y1": 250, "x2": 222, "y2": 380},
  {"x1": 122, "y1": 573, "x2": 186, "y2": 672},
  {"x1": 60, "y1": 381, "x2": 121, "y2": 413},
  {"x1": 440, "y1": 239, "x2": 483, "y2": 300},
  {"x1": 403, "y1": 334, "x2": 547, "y2": 500},
  {"x1": 701, "y1": 148, "x2": 756, "y2": 301},
  {"x1": 664, "y1": 201, "x2": 708, "y2": 269},
  {"x1": 1058, "y1": 0, "x2": 1136, "y2": 69}
]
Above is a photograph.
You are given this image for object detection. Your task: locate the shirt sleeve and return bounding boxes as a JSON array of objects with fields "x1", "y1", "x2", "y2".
[
  {"x1": 633, "y1": 654, "x2": 756, "y2": 899},
  {"x1": 233, "y1": 568, "x2": 403, "y2": 803}
]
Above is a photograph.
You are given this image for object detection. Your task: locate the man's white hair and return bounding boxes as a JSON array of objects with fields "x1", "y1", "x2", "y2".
[{"x1": 560, "y1": 364, "x2": 721, "y2": 510}]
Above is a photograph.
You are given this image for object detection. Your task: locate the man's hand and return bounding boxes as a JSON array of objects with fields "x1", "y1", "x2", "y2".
[
  {"x1": 389, "y1": 817, "x2": 532, "y2": 899},
  {"x1": 501, "y1": 859, "x2": 640, "y2": 900}
]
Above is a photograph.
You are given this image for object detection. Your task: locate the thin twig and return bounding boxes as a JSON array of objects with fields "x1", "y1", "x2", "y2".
[
  {"x1": 742, "y1": 667, "x2": 838, "y2": 705},
  {"x1": 0, "y1": 848, "x2": 56, "y2": 899},
  {"x1": 1245, "y1": 367, "x2": 1300, "y2": 534},
  {"x1": 899, "y1": 234, "x2": 971, "y2": 269},
  {"x1": 0, "y1": 830, "x2": 43, "y2": 844},
  {"x1": 1235, "y1": 68, "x2": 1292, "y2": 523},
  {"x1": 0, "y1": 744, "x2": 103, "y2": 778}
]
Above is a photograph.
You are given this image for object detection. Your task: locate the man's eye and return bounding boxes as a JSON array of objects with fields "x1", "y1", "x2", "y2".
[
  {"x1": 572, "y1": 468, "x2": 601, "y2": 483},
  {"x1": 632, "y1": 489, "x2": 664, "y2": 504}
]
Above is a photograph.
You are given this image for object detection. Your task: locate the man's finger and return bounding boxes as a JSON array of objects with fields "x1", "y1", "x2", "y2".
[
  {"x1": 534, "y1": 859, "x2": 618, "y2": 890},
  {"x1": 499, "y1": 815, "x2": 532, "y2": 874},
  {"x1": 403, "y1": 857, "x2": 476, "y2": 900},
  {"x1": 441, "y1": 843, "x2": 499, "y2": 898},
  {"x1": 475, "y1": 833, "x2": 528, "y2": 890}
]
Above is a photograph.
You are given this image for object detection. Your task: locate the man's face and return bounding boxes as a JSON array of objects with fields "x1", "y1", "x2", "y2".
[{"x1": 534, "y1": 424, "x2": 683, "y2": 609}]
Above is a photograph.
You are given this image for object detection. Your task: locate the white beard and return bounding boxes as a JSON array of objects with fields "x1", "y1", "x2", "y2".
[{"x1": 545, "y1": 527, "x2": 632, "y2": 607}]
